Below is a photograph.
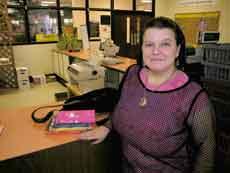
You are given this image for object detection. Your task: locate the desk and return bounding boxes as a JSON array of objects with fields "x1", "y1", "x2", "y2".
[
  {"x1": 55, "y1": 49, "x2": 136, "y2": 73},
  {"x1": 0, "y1": 107, "x2": 121, "y2": 173}
]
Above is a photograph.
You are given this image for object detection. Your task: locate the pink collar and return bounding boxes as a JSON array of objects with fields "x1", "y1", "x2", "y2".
[{"x1": 140, "y1": 68, "x2": 189, "y2": 91}]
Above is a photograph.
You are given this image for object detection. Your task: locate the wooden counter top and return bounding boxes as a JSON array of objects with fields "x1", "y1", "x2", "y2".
[
  {"x1": 54, "y1": 49, "x2": 136, "y2": 73},
  {"x1": 101, "y1": 56, "x2": 136, "y2": 73},
  {"x1": 0, "y1": 106, "x2": 108, "y2": 161},
  {"x1": 61, "y1": 50, "x2": 90, "y2": 61}
]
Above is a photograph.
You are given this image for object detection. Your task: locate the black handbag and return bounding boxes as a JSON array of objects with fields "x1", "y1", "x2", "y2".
[{"x1": 31, "y1": 87, "x2": 119, "y2": 124}]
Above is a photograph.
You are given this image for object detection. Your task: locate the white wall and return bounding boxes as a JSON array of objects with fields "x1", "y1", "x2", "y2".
[
  {"x1": 13, "y1": 44, "x2": 56, "y2": 76},
  {"x1": 220, "y1": 0, "x2": 230, "y2": 42}
]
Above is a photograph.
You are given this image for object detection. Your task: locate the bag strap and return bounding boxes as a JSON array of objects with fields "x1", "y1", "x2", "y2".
[{"x1": 31, "y1": 103, "x2": 63, "y2": 123}]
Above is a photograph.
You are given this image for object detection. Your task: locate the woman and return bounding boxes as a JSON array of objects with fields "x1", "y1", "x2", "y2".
[{"x1": 80, "y1": 16, "x2": 216, "y2": 173}]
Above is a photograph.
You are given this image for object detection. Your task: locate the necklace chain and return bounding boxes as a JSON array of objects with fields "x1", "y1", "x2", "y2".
[{"x1": 139, "y1": 69, "x2": 177, "y2": 107}]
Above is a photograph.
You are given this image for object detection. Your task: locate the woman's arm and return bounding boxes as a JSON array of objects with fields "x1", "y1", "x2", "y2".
[{"x1": 187, "y1": 92, "x2": 216, "y2": 173}]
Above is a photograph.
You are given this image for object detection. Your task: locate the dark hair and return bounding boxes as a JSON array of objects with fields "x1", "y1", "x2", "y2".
[{"x1": 137, "y1": 16, "x2": 186, "y2": 70}]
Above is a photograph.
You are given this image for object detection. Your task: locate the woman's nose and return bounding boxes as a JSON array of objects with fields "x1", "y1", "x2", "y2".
[{"x1": 152, "y1": 46, "x2": 160, "y2": 54}]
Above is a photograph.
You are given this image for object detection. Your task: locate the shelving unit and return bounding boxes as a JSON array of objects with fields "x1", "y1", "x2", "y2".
[
  {"x1": 0, "y1": 1, "x2": 18, "y2": 88},
  {"x1": 201, "y1": 44, "x2": 230, "y2": 170}
]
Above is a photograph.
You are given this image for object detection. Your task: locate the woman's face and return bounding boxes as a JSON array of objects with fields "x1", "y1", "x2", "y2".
[{"x1": 142, "y1": 27, "x2": 180, "y2": 73}]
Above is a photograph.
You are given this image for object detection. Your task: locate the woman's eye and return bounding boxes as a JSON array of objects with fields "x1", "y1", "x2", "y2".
[
  {"x1": 161, "y1": 42, "x2": 170, "y2": 47},
  {"x1": 144, "y1": 43, "x2": 153, "y2": 47}
]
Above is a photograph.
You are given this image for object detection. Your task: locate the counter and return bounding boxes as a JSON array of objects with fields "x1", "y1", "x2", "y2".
[
  {"x1": 0, "y1": 106, "x2": 120, "y2": 173},
  {"x1": 0, "y1": 106, "x2": 108, "y2": 161}
]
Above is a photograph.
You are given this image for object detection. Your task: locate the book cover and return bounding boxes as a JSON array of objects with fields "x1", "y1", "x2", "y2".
[
  {"x1": 47, "y1": 110, "x2": 96, "y2": 133},
  {"x1": 54, "y1": 110, "x2": 95, "y2": 124}
]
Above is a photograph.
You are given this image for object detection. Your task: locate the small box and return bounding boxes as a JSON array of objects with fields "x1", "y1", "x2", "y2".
[
  {"x1": 55, "y1": 91, "x2": 69, "y2": 101},
  {"x1": 32, "y1": 74, "x2": 46, "y2": 85},
  {"x1": 18, "y1": 79, "x2": 30, "y2": 89},
  {"x1": 16, "y1": 67, "x2": 29, "y2": 80}
]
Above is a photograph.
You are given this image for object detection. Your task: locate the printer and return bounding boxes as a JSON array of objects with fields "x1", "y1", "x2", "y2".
[
  {"x1": 67, "y1": 61, "x2": 105, "y2": 93},
  {"x1": 68, "y1": 61, "x2": 105, "y2": 83}
]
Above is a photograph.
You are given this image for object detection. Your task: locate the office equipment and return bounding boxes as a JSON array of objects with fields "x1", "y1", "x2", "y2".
[
  {"x1": 89, "y1": 21, "x2": 100, "y2": 39},
  {"x1": 199, "y1": 31, "x2": 220, "y2": 43},
  {"x1": 68, "y1": 62, "x2": 104, "y2": 82},
  {"x1": 55, "y1": 91, "x2": 69, "y2": 101},
  {"x1": 101, "y1": 15, "x2": 110, "y2": 25},
  {"x1": 100, "y1": 38, "x2": 119, "y2": 57}
]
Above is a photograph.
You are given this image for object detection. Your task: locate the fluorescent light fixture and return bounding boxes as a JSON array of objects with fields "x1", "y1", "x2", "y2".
[
  {"x1": 141, "y1": 0, "x2": 152, "y2": 3},
  {"x1": 41, "y1": 1, "x2": 56, "y2": 7},
  {"x1": 178, "y1": 0, "x2": 217, "y2": 5},
  {"x1": 41, "y1": 1, "x2": 56, "y2": 6},
  {"x1": 41, "y1": 1, "x2": 56, "y2": 4}
]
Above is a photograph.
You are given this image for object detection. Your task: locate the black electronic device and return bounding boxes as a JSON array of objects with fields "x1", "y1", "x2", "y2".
[{"x1": 101, "y1": 15, "x2": 110, "y2": 25}]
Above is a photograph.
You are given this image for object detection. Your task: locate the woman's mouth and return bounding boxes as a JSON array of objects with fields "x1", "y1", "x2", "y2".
[{"x1": 150, "y1": 59, "x2": 164, "y2": 62}]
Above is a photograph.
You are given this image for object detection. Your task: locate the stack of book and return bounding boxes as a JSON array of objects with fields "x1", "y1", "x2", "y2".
[{"x1": 48, "y1": 110, "x2": 96, "y2": 134}]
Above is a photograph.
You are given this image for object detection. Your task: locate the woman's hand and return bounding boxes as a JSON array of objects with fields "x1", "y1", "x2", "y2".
[{"x1": 79, "y1": 126, "x2": 110, "y2": 144}]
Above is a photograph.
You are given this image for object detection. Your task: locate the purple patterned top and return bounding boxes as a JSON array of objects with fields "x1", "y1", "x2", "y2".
[{"x1": 111, "y1": 65, "x2": 215, "y2": 173}]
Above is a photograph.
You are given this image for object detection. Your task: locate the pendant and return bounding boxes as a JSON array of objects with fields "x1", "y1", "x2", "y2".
[{"x1": 139, "y1": 96, "x2": 147, "y2": 107}]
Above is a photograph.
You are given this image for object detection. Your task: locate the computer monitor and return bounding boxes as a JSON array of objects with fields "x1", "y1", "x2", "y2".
[
  {"x1": 100, "y1": 15, "x2": 110, "y2": 25},
  {"x1": 200, "y1": 31, "x2": 220, "y2": 43}
]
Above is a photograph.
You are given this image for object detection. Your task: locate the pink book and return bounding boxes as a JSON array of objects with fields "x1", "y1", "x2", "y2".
[{"x1": 54, "y1": 110, "x2": 95, "y2": 124}]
